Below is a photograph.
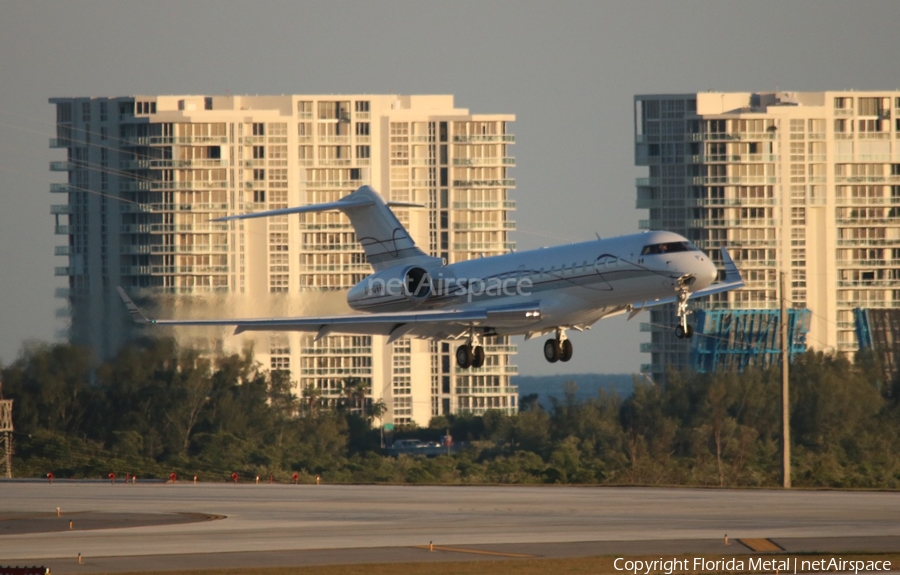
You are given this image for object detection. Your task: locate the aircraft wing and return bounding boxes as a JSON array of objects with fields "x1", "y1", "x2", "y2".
[
  {"x1": 116, "y1": 287, "x2": 541, "y2": 343},
  {"x1": 626, "y1": 247, "x2": 744, "y2": 315}
]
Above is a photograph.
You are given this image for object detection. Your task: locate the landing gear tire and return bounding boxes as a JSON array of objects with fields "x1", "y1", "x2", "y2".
[
  {"x1": 675, "y1": 324, "x2": 694, "y2": 339},
  {"x1": 471, "y1": 345, "x2": 486, "y2": 369},
  {"x1": 456, "y1": 344, "x2": 472, "y2": 368},
  {"x1": 559, "y1": 339, "x2": 573, "y2": 362},
  {"x1": 543, "y1": 339, "x2": 560, "y2": 363}
]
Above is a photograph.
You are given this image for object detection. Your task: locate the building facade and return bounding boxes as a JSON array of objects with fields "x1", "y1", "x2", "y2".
[
  {"x1": 50, "y1": 94, "x2": 518, "y2": 426},
  {"x1": 635, "y1": 91, "x2": 900, "y2": 380}
]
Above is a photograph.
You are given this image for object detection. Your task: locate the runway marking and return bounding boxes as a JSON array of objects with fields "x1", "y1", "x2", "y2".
[
  {"x1": 740, "y1": 538, "x2": 783, "y2": 552},
  {"x1": 412, "y1": 545, "x2": 536, "y2": 558}
]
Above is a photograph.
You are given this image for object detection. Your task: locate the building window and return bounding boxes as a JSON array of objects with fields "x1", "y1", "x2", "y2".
[
  {"x1": 297, "y1": 101, "x2": 313, "y2": 118},
  {"x1": 356, "y1": 145, "x2": 370, "y2": 159},
  {"x1": 834, "y1": 97, "x2": 853, "y2": 110},
  {"x1": 253, "y1": 169, "x2": 265, "y2": 181},
  {"x1": 356, "y1": 122, "x2": 369, "y2": 136},
  {"x1": 253, "y1": 145, "x2": 265, "y2": 159},
  {"x1": 252, "y1": 123, "x2": 265, "y2": 136}
]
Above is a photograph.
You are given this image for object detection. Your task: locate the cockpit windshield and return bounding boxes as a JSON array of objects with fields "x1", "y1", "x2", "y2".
[{"x1": 640, "y1": 241, "x2": 699, "y2": 255}]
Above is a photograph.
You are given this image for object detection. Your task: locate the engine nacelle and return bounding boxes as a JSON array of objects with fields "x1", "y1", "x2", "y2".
[{"x1": 347, "y1": 265, "x2": 434, "y2": 312}]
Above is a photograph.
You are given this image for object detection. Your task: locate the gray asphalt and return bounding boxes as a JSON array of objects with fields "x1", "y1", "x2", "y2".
[{"x1": 0, "y1": 483, "x2": 898, "y2": 572}]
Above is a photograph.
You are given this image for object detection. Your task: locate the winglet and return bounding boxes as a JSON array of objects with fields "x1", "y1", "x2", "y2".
[
  {"x1": 116, "y1": 286, "x2": 151, "y2": 324},
  {"x1": 720, "y1": 247, "x2": 742, "y2": 285}
]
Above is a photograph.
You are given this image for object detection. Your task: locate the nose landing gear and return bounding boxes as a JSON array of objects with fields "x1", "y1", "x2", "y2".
[
  {"x1": 674, "y1": 286, "x2": 694, "y2": 339},
  {"x1": 543, "y1": 328, "x2": 573, "y2": 363}
]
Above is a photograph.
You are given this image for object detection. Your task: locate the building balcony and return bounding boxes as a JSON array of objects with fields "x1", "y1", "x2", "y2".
[
  {"x1": 454, "y1": 365, "x2": 519, "y2": 377},
  {"x1": 452, "y1": 221, "x2": 516, "y2": 230},
  {"x1": 50, "y1": 183, "x2": 75, "y2": 194},
  {"x1": 300, "y1": 347, "x2": 373, "y2": 356},
  {"x1": 836, "y1": 238, "x2": 898, "y2": 247},
  {"x1": 54, "y1": 245, "x2": 72, "y2": 256},
  {"x1": 836, "y1": 217, "x2": 899, "y2": 225},
  {"x1": 50, "y1": 204, "x2": 72, "y2": 215},
  {"x1": 452, "y1": 242, "x2": 516, "y2": 251},
  {"x1": 121, "y1": 266, "x2": 152, "y2": 276},
  {"x1": 640, "y1": 363, "x2": 662, "y2": 374},
  {"x1": 121, "y1": 244, "x2": 230, "y2": 255},
  {"x1": 298, "y1": 367, "x2": 373, "y2": 377},
  {"x1": 54, "y1": 266, "x2": 72, "y2": 276},
  {"x1": 120, "y1": 202, "x2": 229, "y2": 214},
  {"x1": 690, "y1": 176, "x2": 778, "y2": 186},
  {"x1": 452, "y1": 179, "x2": 515, "y2": 188},
  {"x1": 49, "y1": 161, "x2": 74, "y2": 171},
  {"x1": 686, "y1": 197, "x2": 777, "y2": 207},
  {"x1": 298, "y1": 264, "x2": 372, "y2": 273},
  {"x1": 452, "y1": 134, "x2": 515, "y2": 143},
  {"x1": 49, "y1": 138, "x2": 71, "y2": 148},
  {"x1": 638, "y1": 220, "x2": 650, "y2": 229},
  {"x1": 120, "y1": 180, "x2": 229, "y2": 191},
  {"x1": 120, "y1": 223, "x2": 229, "y2": 234},
  {"x1": 834, "y1": 108, "x2": 854, "y2": 116},
  {"x1": 454, "y1": 386, "x2": 519, "y2": 395},
  {"x1": 635, "y1": 197, "x2": 661, "y2": 209},
  {"x1": 835, "y1": 175, "x2": 900, "y2": 184},
  {"x1": 303, "y1": 179, "x2": 363, "y2": 189},
  {"x1": 690, "y1": 154, "x2": 778, "y2": 163},
  {"x1": 300, "y1": 243, "x2": 362, "y2": 252},
  {"x1": 690, "y1": 132, "x2": 776, "y2": 142},
  {"x1": 123, "y1": 135, "x2": 228, "y2": 146},
  {"x1": 452, "y1": 157, "x2": 516, "y2": 166},
  {"x1": 120, "y1": 158, "x2": 228, "y2": 170},
  {"x1": 451, "y1": 200, "x2": 516, "y2": 210},
  {"x1": 55, "y1": 287, "x2": 71, "y2": 298},
  {"x1": 54, "y1": 225, "x2": 70, "y2": 235}
]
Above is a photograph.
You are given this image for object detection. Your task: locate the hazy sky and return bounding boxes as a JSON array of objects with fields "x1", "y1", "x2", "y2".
[{"x1": 0, "y1": 0, "x2": 896, "y2": 375}]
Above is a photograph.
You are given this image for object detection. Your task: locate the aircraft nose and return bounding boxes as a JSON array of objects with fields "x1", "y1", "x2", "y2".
[{"x1": 682, "y1": 253, "x2": 717, "y2": 290}]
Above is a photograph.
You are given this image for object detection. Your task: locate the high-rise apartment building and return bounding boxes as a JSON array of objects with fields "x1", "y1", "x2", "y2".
[
  {"x1": 635, "y1": 91, "x2": 900, "y2": 380},
  {"x1": 50, "y1": 94, "x2": 518, "y2": 425}
]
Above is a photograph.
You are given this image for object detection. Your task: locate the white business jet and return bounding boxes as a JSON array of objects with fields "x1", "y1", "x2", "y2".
[{"x1": 118, "y1": 186, "x2": 743, "y2": 369}]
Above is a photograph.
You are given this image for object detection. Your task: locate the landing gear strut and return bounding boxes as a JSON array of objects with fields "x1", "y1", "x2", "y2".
[
  {"x1": 455, "y1": 330, "x2": 485, "y2": 369},
  {"x1": 674, "y1": 286, "x2": 694, "y2": 339},
  {"x1": 543, "y1": 328, "x2": 574, "y2": 363}
]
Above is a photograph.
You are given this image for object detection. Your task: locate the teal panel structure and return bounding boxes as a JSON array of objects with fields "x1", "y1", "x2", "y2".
[
  {"x1": 690, "y1": 309, "x2": 811, "y2": 373},
  {"x1": 854, "y1": 307, "x2": 900, "y2": 383}
]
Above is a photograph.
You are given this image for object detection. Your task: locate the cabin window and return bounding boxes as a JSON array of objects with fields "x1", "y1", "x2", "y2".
[{"x1": 640, "y1": 241, "x2": 698, "y2": 255}]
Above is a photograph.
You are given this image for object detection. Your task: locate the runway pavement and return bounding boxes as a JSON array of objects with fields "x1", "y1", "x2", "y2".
[{"x1": 0, "y1": 482, "x2": 898, "y2": 572}]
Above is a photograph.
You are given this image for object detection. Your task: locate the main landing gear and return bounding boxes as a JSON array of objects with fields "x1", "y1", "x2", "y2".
[
  {"x1": 543, "y1": 328, "x2": 573, "y2": 363},
  {"x1": 455, "y1": 330, "x2": 485, "y2": 369},
  {"x1": 674, "y1": 285, "x2": 694, "y2": 339}
]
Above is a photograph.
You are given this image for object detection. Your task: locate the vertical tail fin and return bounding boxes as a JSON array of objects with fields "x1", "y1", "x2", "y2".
[{"x1": 216, "y1": 186, "x2": 441, "y2": 272}]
